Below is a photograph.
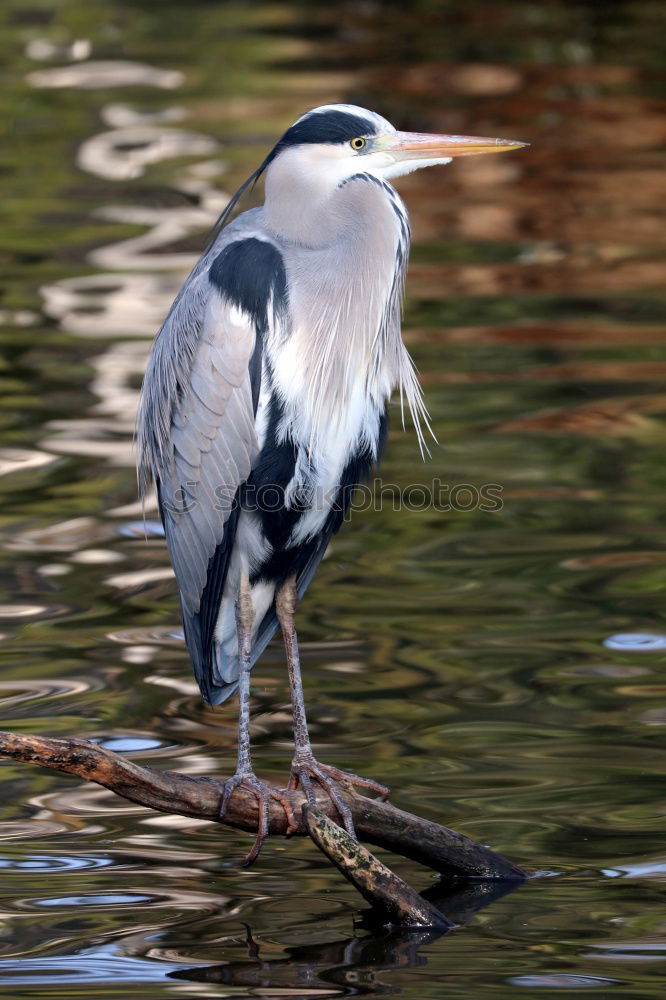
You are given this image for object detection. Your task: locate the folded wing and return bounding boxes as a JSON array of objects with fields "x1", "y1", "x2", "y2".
[{"x1": 137, "y1": 236, "x2": 287, "y2": 703}]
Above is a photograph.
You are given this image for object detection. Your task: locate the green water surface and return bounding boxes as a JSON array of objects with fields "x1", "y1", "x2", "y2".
[{"x1": 1, "y1": 0, "x2": 666, "y2": 996}]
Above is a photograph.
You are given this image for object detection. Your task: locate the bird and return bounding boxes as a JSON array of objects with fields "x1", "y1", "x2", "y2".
[{"x1": 137, "y1": 104, "x2": 526, "y2": 863}]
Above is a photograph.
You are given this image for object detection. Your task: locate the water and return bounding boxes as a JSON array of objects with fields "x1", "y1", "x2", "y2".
[{"x1": 1, "y1": 0, "x2": 666, "y2": 995}]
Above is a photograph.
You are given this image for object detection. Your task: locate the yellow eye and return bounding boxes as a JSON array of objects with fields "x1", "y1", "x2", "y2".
[{"x1": 350, "y1": 137, "x2": 366, "y2": 151}]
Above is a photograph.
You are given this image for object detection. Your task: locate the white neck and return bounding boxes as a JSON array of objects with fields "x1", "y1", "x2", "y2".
[
  {"x1": 264, "y1": 145, "x2": 368, "y2": 248},
  {"x1": 263, "y1": 170, "x2": 419, "y2": 457}
]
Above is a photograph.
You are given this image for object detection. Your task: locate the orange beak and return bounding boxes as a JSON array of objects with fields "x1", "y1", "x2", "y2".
[{"x1": 381, "y1": 130, "x2": 528, "y2": 160}]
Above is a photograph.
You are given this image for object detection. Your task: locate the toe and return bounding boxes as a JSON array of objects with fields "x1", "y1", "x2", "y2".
[
  {"x1": 219, "y1": 774, "x2": 242, "y2": 818},
  {"x1": 220, "y1": 774, "x2": 300, "y2": 856},
  {"x1": 318, "y1": 764, "x2": 389, "y2": 800},
  {"x1": 292, "y1": 767, "x2": 317, "y2": 808},
  {"x1": 275, "y1": 793, "x2": 298, "y2": 835},
  {"x1": 309, "y1": 763, "x2": 356, "y2": 837},
  {"x1": 243, "y1": 792, "x2": 269, "y2": 867}
]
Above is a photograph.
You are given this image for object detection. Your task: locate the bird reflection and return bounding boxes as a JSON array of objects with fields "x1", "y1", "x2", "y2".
[{"x1": 167, "y1": 878, "x2": 521, "y2": 994}]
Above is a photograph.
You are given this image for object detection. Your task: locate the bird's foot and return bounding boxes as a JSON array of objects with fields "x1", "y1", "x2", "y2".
[
  {"x1": 288, "y1": 754, "x2": 389, "y2": 838},
  {"x1": 219, "y1": 770, "x2": 298, "y2": 866}
]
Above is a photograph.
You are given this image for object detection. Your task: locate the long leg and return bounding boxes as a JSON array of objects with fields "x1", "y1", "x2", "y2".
[
  {"x1": 219, "y1": 573, "x2": 297, "y2": 864},
  {"x1": 275, "y1": 576, "x2": 389, "y2": 838}
]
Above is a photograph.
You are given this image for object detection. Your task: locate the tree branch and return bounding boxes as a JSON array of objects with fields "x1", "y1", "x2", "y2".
[
  {"x1": 304, "y1": 806, "x2": 455, "y2": 929},
  {"x1": 0, "y1": 730, "x2": 528, "y2": 887}
]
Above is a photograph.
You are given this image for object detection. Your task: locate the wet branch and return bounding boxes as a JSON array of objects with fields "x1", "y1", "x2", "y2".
[
  {"x1": 304, "y1": 806, "x2": 455, "y2": 929},
  {"x1": 0, "y1": 730, "x2": 528, "y2": 923}
]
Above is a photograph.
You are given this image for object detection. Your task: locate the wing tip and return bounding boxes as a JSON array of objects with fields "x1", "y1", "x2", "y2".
[{"x1": 203, "y1": 679, "x2": 239, "y2": 706}]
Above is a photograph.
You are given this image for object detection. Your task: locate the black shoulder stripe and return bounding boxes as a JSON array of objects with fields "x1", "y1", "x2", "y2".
[
  {"x1": 209, "y1": 238, "x2": 287, "y2": 334},
  {"x1": 209, "y1": 238, "x2": 286, "y2": 413}
]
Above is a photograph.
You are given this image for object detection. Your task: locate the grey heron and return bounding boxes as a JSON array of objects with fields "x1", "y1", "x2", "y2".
[{"x1": 138, "y1": 104, "x2": 526, "y2": 863}]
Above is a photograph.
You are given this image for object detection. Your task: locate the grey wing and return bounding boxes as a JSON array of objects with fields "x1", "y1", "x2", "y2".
[
  {"x1": 138, "y1": 235, "x2": 288, "y2": 703},
  {"x1": 138, "y1": 237, "x2": 282, "y2": 703},
  {"x1": 157, "y1": 288, "x2": 258, "y2": 703}
]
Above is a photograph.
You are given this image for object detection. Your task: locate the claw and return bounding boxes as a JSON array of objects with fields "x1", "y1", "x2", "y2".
[
  {"x1": 219, "y1": 772, "x2": 298, "y2": 865},
  {"x1": 315, "y1": 763, "x2": 390, "y2": 802},
  {"x1": 289, "y1": 757, "x2": 389, "y2": 838}
]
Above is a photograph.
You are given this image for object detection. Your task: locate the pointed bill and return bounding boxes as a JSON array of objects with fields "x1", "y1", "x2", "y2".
[{"x1": 381, "y1": 130, "x2": 528, "y2": 159}]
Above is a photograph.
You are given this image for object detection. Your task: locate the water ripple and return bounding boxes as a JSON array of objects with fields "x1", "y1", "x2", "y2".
[
  {"x1": 117, "y1": 520, "x2": 165, "y2": 538},
  {"x1": 604, "y1": 633, "x2": 666, "y2": 651},
  {"x1": 6, "y1": 516, "x2": 112, "y2": 552},
  {"x1": 27, "y1": 60, "x2": 184, "y2": 90},
  {"x1": 36, "y1": 892, "x2": 153, "y2": 907},
  {"x1": 0, "y1": 854, "x2": 114, "y2": 872},
  {"x1": 78, "y1": 126, "x2": 217, "y2": 181},
  {"x1": 0, "y1": 945, "x2": 192, "y2": 985},
  {"x1": 2, "y1": 4, "x2": 666, "y2": 996},
  {"x1": 0, "y1": 678, "x2": 92, "y2": 707},
  {"x1": 107, "y1": 627, "x2": 184, "y2": 646},
  {"x1": 0, "y1": 449, "x2": 56, "y2": 477},
  {"x1": 509, "y1": 975, "x2": 621, "y2": 988},
  {"x1": 92, "y1": 735, "x2": 175, "y2": 754}
]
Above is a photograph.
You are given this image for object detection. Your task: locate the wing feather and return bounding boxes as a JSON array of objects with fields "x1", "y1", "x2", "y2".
[
  {"x1": 160, "y1": 298, "x2": 257, "y2": 613},
  {"x1": 137, "y1": 235, "x2": 287, "y2": 704}
]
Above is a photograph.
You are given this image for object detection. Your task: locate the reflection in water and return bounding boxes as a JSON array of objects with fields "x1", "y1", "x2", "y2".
[
  {"x1": 0, "y1": 449, "x2": 55, "y2": 478},
  {"x1": 103, "y1": 566, "x2": 173, "y2": 589},
  {"x1": 0, "y1": 944, "x2": 194, "y2": 987},
  {"x1": 101, "y1": 103, "x2": 188, "y2": 127},
  {"x1": 1, "y1": 1, "x2": 665, "y2": 997},
  {"x1": 509, "y1": 974, "x2": 620, "y2": 989},
  {"x1": 6, "y1": 516, "x2": 114, "y2": 552},
  {"x1": 169, "y1": 880, "x2": 521, "y2": 994},
  {"x1": 25, "y1": 37, "x2": 92, "y2": 63},
  {"x1": 78, "y1": 126, "x2": 218, "y2": 181},
  {"x1": 117, "y1": 522, "x2": 165, "y2": 538},
  {"x1": 169, "y1": 930, "x2": 441, "y2": 994},
  {"x1": 89, "y1": 201, "x2": 223, "y2": 269},
  {"x1": 27, "y1": 60, "x2": 184, "y2": 90},
  {"x1": 0, "y1": 678, "x2": 92, "y2": 705},
  {"x1": 40, "y1": 273, "x2": 179, "y2": 337},
  {"x1": 0, "y1": 853, "x2": 114, "y2": 871},
  {"x1": 69, "y1": 548, "x2": 124, "y2": 565},
  {"x1": 604, "y1": 633, "x2": 666, "y2": 652}
]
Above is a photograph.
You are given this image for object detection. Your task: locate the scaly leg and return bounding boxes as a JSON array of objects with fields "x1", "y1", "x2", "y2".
[
  {"x1": 275, "y1": 576, "x2": 389, "y2": 838},
  {"x1": 219, "y1": 573, "x2": 297, "y2": 865}
]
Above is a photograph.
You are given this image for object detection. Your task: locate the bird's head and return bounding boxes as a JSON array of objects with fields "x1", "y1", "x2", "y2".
[
  {"x1": 266, "y1": 104, "x2": 526, "y2": 186},
  {"x1": 211, "y1": 104, "x2": 527, "y2": 245}
]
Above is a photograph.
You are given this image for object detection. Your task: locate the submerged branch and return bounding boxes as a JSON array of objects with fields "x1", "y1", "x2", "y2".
[
  {"x1": 304, "y1": 806, "x2": 454, "y2": 929},
  {"x1": 0, "y1": 729, "x2": 528, "y2": 907}
]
